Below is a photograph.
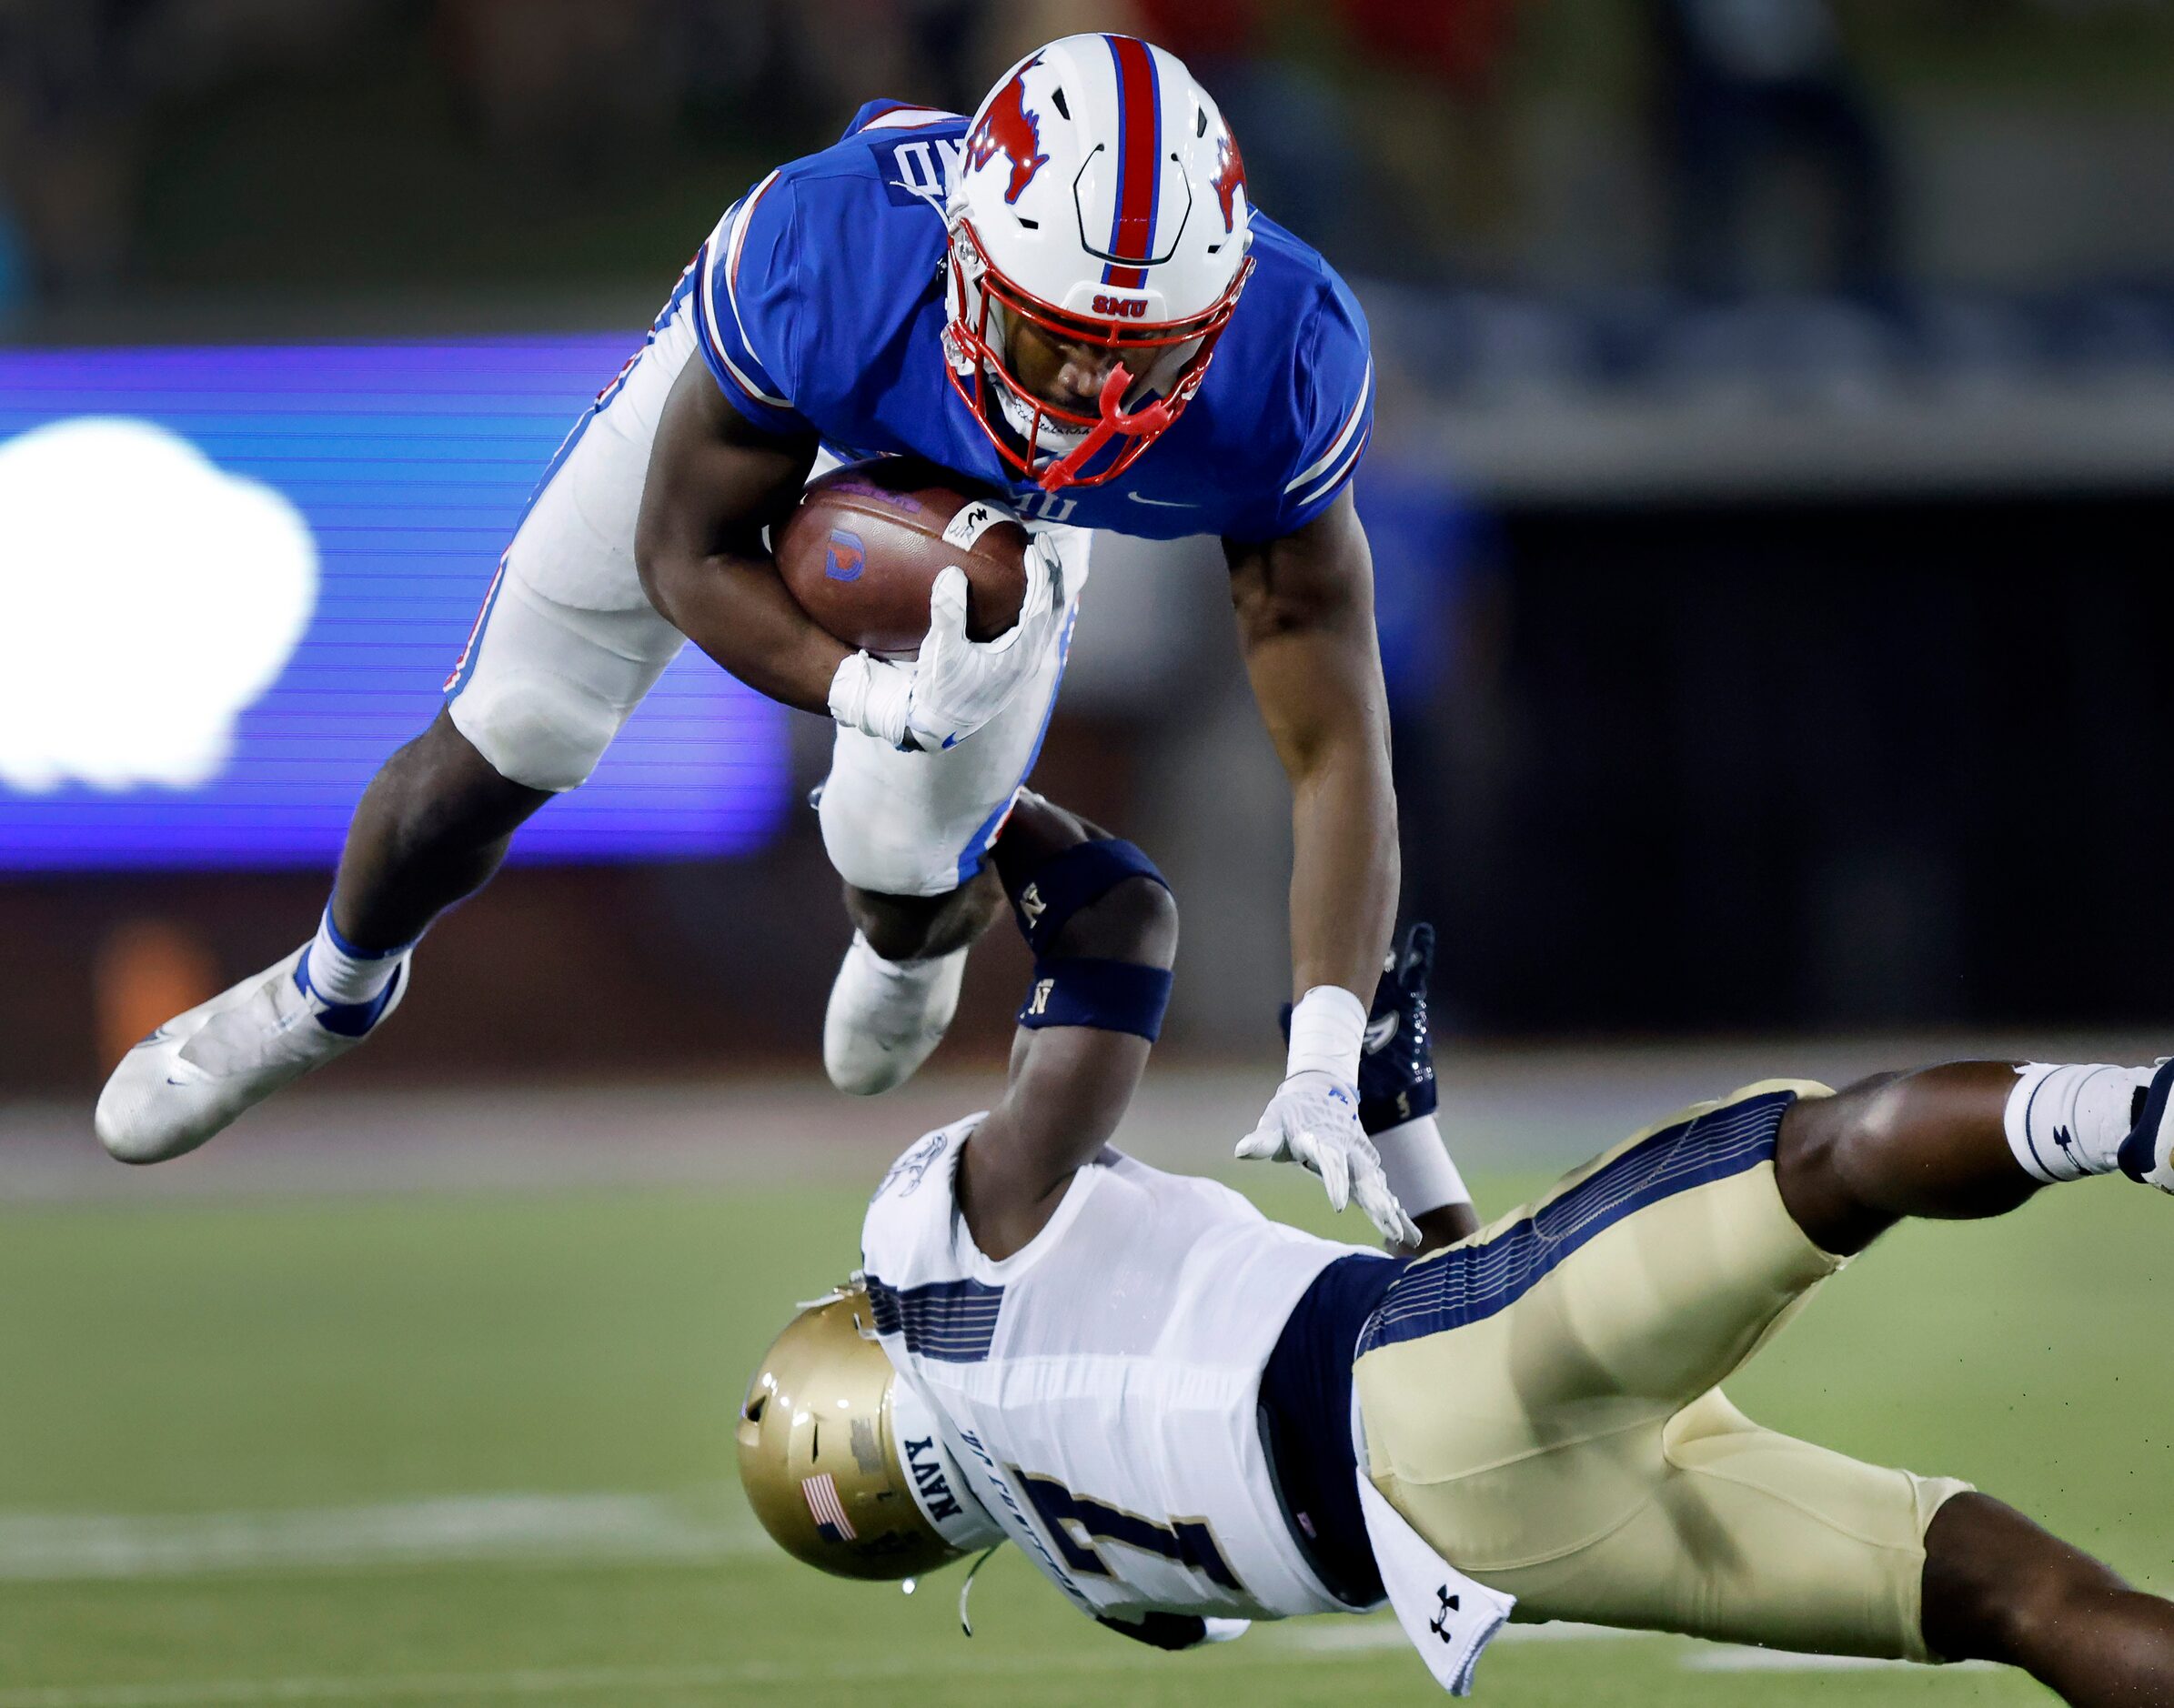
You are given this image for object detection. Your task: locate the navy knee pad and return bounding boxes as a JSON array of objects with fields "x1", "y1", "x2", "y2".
[{"x1": 1004, "y1": 837, "x2": 1168, "y2": 957}]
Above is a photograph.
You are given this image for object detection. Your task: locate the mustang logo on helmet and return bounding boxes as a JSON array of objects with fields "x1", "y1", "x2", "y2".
[
  {"x1": 967, "y1": 55, "x2": 1052, "y2": 206},
  {"x1": 1213, "y1": 130, "x2": 1246, "y2": 234}
]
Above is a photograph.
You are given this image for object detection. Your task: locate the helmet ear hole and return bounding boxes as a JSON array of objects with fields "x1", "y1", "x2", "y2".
[{"x1": 742, "y1": 1393, "x2": 766, "y2": 1424}]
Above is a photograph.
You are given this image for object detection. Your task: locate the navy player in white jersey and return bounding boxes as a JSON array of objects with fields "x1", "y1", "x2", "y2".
[
  {"x1": 98, "y1": 36, "x2": 1419, "y2": 1242},
  {"x1": 740, "y1": 796, "x2": 2174, "y2": 1702}
]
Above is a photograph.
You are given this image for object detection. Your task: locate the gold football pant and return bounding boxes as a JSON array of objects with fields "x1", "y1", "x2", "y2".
[{"x1": 1354, "y1": 1080, "x2": 1970, "y2": 1661}]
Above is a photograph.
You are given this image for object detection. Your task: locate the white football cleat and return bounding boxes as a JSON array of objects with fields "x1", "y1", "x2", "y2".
[
  {"x1": 822, "y1": 933, "x2": 966, "y2": 1097},
  {"x1": 95, "y1": 944, "x2": 409, "y2": 1164},
  {"x1": 2119, "y1": 1058, "x2": 2174, "y2": 1193}
]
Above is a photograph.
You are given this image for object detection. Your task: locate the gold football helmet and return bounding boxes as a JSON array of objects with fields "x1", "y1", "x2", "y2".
[{"x1": 737, "y1": 1280, "x2": 1000, "y2": 1580}]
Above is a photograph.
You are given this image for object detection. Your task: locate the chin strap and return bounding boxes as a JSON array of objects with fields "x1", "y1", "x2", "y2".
[
  {"x1": 1036, "y1": 367, "x2": 1178, "y2": 492},
  {"x1": 957, "y1": 1543, "x2": 1002, "y2": 1636}
]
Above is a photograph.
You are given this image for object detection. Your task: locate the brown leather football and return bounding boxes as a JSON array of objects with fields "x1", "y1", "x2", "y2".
[{"x1": 773, "y1": 458, "x2": 1031, "y2": 658}]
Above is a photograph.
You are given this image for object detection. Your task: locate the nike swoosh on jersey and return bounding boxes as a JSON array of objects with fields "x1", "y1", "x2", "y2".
[{"x1": 1124, "y1": 492, "x2": 1198, "y2": 507}]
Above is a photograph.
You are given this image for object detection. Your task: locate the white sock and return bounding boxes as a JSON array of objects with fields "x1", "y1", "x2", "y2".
[
  {"x1": 303, "y1": 907, "x2": 408, "y2": 1007},
  {"x1": 2004, "y1": 1062, "x2": 2152, "y2": 1184}
]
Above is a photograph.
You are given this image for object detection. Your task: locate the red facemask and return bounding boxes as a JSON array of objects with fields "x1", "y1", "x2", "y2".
[{"x1": 943, "y1": 218, "x2": 1254, "y2": 492}]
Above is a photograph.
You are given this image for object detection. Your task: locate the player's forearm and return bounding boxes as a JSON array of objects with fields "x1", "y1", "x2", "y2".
[
  {"x1": 634, "y1": 358, "x2": 839, "y2": 715},
  {"x1": 1225, "y1": 492, "x2": 1397, "y2": 1004},
  {"x1": 645, "y1": 548, "x2": 848, "y2": 718},
  {"x1": 1287, "y1": 728, "x2": 1398, "y2": 1001}
]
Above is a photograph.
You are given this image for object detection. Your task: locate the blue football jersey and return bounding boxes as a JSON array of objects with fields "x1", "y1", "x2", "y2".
[{"x1": 690, "y1": 102, "x2": 1373, "y2": 543}]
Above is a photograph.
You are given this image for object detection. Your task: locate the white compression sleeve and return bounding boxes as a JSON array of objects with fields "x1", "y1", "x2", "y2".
[{"x1": 1373, "y1": 1114, "x2": 1470, "y2": 1218}]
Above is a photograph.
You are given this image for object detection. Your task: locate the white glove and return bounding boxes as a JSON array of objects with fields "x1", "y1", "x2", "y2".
[
  {"x1": 1236, "y1": 1070, "x2": 1421, "y2": 1247},
  {"x1": 827, "y1": 538, "x2": 1063, "y2": 752}
]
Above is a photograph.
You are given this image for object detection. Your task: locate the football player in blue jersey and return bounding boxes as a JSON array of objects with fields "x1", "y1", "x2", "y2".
[
  {"x1": 98, "y1": 35, "x2": 1424, "y2": 1241},
  {"x1": 740, "y1": 790, "x2": 2174, "y2": 1703}
]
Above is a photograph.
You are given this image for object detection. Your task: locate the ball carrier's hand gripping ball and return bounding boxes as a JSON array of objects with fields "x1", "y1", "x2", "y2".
[
  {"x1": 944, "y1": 34, "x2": 1254, "y2": 491},
  {"x1": 773, "y1": 458, "x2": 1031, "y2": 658},
  {"x1": 737, "y1": 1281, "x2": 1000, "y2": 1580}
]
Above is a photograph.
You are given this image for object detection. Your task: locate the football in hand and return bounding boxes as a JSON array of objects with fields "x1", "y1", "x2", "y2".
[{"x1": 772, "y1": 458, "x2": 1032, "y2": 658}]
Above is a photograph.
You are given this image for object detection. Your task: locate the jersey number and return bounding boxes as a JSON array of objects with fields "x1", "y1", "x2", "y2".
[
  {"x1": 1018, "y1": 492, "x2": 1076, "y2": 524},
  {"x1": 1016, "y1": 1471, "x2": 1243, "y2": 1592}
]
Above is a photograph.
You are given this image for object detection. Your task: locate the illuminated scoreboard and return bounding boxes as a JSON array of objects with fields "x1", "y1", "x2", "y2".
[{"x1": 0, "y1": 337, "x2": 790, "y2": 870}]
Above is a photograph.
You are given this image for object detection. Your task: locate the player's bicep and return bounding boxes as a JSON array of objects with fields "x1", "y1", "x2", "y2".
[
  {"x1": 1225, "y1": 491, "x2": 1386, "y2": 773},
  {"x1": 636, "y1": 357, "x2": 815, "y2": 585}
]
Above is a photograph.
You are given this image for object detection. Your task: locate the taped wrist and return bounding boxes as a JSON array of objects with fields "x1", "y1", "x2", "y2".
[
  {"x1": 828, "y1": 652, "x2": 911, "y2": 749},
  {"x1": 1003, "y1": 835, "x2": 1168, "y2": 958},
  {"x1": 1285, "y1": 986, "x2": 1366, "y2": 1085},
  {"x1": 1018, "y1": 957, "x2": 1173, "y2": 1041}
]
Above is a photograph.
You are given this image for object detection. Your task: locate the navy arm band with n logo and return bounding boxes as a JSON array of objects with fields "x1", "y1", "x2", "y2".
[
  {"x1": 1006, "y1": 837, "x2": 1169, "y2": 958},
  {"x1": 1017, "y1": 957, "x2": 1173, "y2": 1042}
]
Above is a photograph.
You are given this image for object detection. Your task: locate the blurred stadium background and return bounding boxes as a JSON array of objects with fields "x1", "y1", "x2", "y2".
[{"x1": 4, "y1": 1, "x2": 2173, "y2": 1703}]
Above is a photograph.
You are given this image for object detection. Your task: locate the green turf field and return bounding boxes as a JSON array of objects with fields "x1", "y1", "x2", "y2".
[{"x1": 3, "y1": 1159, "x2": 2167, "y2": 1706}]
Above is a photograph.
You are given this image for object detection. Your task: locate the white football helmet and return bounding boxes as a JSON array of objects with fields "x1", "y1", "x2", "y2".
[{"x1": 944, "y1": 35, "x2": 1255, "y2": 492}]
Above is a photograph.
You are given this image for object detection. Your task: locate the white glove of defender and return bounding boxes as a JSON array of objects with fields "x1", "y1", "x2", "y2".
[
  {"x1": 828, "y1": 536, "x2": 1063, "y2": 752},
  {"x1": 1237, "y1": 1070, "x2": 1422, "y2": 1247}
]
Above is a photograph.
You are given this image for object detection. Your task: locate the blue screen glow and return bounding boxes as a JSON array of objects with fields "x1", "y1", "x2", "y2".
[{"x1": 0, "y1": 337, "x2": 790, "y2": 869}]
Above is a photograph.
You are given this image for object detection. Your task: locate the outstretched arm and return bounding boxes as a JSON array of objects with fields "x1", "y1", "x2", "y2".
[
  {"x1": 1225, "y1": 489, "x2": 1414, "y2": 1242},
  {"x1": 954, "y1": 797, "x2": 1178, "y2": 1262},
  {"x1": 1224, "y1": 486, "x2": 1398, "y2": 1010}
]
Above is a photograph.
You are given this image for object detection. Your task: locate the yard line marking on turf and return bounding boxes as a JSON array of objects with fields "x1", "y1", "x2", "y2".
[{"x1": 0, "y1": 1493, "x2": 767, "y2": 1582}]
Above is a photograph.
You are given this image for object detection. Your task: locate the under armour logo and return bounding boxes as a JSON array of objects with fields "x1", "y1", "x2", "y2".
[
  {"x1": 1021, "y1": 883, "x2": 1046, "y2": 927},
  {"x1": 1428, "y1": 1584, "x2": 1460, "y2": 1643},
  {"x1": 1028, "y1": 979, "x2": 1054, "y2": 1016}
]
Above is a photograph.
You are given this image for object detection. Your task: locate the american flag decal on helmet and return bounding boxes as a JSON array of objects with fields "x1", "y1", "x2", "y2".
[{"x1": 801, "y1": 1472, "x2": 857, "y2": 1542}]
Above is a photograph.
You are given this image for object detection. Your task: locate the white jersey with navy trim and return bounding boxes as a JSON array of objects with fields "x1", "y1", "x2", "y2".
[{"x1": 859, "y1": 1115, "x2": 1370, "y2": 1623}]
